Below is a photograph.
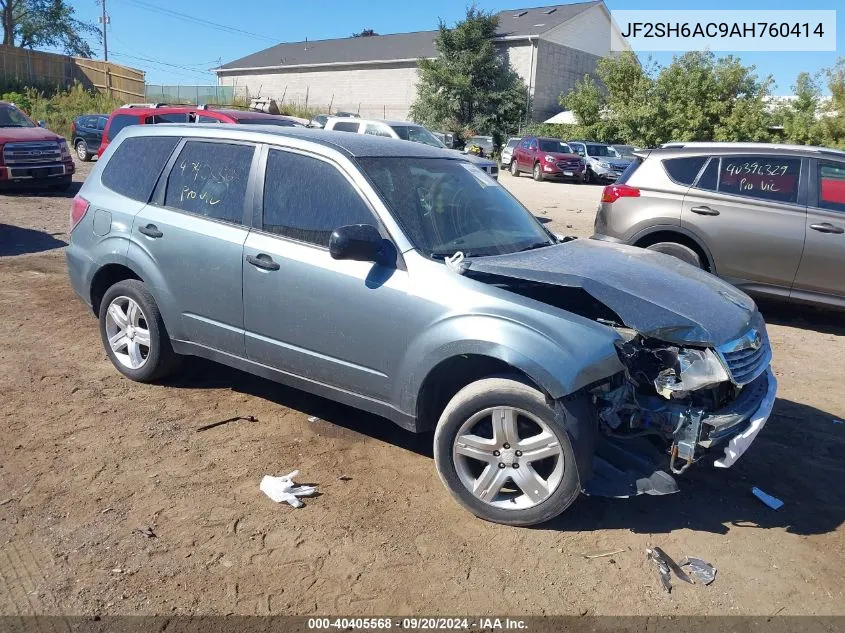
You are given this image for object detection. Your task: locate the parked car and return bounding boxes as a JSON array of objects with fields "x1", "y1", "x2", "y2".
[
  {"x1": 68, "y1": 125, "x2": 776, "y2": 526},
  {"x1": 308, "y1": 114, "x2": 330, "y2": 129},
  {"x1": 510, "y1": 136, "x2": 585, "y2": 182},
  {"x1": 499, "y1": 137, "x2": 521, "y2": 169},
  {"x1": 463, "y1": 135, "x2": 495, "y2": 157},
  {"x1": 612, "y1": 144, "x2": 637, "y2": 160},
  {"x1": 71, "y1": 114, "x2": 108, "y2": 161},
  {"x1": 97, "y1": 104, "x2": 304, "y2": 157},
  {"x1": 593, "y1": 142, "x2": 845, "y2": 310},
  {"x1": 567, "y1": 141, "x2": 631, "y2": 183},
  {"x1": 0, "y1": 101, "x2": 74, "y2": 190},
  {"x1": 433, "y1": 131, "x2": 458, "y2": 149},
  {"x1": 324, "y1": 117, "x2": 499, "y2": 179}
]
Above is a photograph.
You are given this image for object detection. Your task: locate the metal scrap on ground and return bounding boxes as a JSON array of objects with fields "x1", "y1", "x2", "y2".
[
  {"x1": 260, "y1": 470, "x2": 318, "y2": 508},
  {"x1": 646, "y1": 547, "x2": 715, "y2": 593},
  {"x1": 681, "y1": 556, "x2": 717, "y2": 585},
  {"x1": 581, "y1": 548, "x2": 626, "y2": 559},
  {"x1": 196, "y1": 415, "x2": 257, "y2": 432}
]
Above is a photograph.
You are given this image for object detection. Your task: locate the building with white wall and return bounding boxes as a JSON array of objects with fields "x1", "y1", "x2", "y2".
[{"x1": 214, "y1": 1, "x2": 630, "y2": 122}]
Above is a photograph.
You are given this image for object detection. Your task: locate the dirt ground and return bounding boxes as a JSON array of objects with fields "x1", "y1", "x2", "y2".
[{"x1": 1, "y1": 159, "x2": 844, "y2": 617}]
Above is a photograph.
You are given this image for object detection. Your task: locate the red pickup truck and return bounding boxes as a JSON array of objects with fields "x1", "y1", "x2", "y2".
[{"x1": 0, "y1": 101, "x2": 74, "y2": 190}]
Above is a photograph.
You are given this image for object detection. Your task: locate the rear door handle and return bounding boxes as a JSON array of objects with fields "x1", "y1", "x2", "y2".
[
  {"x1": 810, "y1": 222, "x2": 844, "y2": 234},
  {"x1": 138, "y1": 223, "x2": 163, "y2": 238},
  {"x1": 246, "y1": 253, "x2": 280, "y2": 271},
  {"x1": 690, "y1": 206, "x2": 720, "y2": 216}
]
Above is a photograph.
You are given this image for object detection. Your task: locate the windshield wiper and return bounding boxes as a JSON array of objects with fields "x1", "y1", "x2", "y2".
[{"x1": 517, "y1": 242, "x2": 554, "y2": 253}]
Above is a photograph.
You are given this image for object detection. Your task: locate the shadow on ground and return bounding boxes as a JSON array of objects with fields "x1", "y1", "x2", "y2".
[
  {"x1": 0, "y1": 224, "x2": 67, "y2": 256},
  {"x1": 757, "y1": 299, "x2": 845, "y2": 337},
  {"x1": 0, "y1": 181, "x2": 82, "y2": 198},
  {"x1": 169, "y1": 357, "x2": 843, "y2": 537}
]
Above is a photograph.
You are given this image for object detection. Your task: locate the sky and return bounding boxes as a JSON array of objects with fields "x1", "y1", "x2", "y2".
[{"x1": 71, "y1": 0, "x2": 842, "y2": 95}]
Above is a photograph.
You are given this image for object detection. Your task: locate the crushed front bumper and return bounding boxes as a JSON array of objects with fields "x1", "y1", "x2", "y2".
[{"x1": 712, "y1": 368, "x2": 777, "y2": 468}]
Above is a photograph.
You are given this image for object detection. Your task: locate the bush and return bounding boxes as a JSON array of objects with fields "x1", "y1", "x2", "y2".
[{"x1": 3, "y1": 83, "x2": 122, "y2": 140}]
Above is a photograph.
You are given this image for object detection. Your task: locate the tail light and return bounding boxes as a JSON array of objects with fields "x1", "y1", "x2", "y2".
[
  {"x1": 70, "y1": 195, "x2": 89, "y2": 232},
  {"x1": 601, "y1": 184, "x2": 640, "y2": 203}
]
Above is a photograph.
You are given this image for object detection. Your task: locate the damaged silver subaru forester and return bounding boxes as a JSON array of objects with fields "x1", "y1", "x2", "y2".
[{"x1": 67, "y1": 125, "x2": 776, "y2": 526}]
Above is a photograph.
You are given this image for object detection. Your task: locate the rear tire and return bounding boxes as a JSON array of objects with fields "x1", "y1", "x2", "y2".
[
  {"x1": 98, "y1": 279, "x2": 181, "y2": 382},
  {"x1": 533, "y1": 162, "x2": 544, "y2": 182},
  {"x1": 510, "y1": 160, "x2": 519, "y2": 177},
  {"x1": 645, "y1": 241, "x2": 704, "y2": 268},
  {"x1": 75, "y1": 139, "x2": 92, "y2": 161},
  {"x1": 433, "y1": 376, "x2": 582, "y2": 526}
]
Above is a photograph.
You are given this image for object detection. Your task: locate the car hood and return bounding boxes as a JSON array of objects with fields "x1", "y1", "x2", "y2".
[
  {"x1": 0, "y1": 126, "x2": 62, "y2": 142},
  {"x1": 464, "y1": 239, "x2": 757, "y2": 347},
  {"x1": 545, "y1": 152, "x2": 582, "y2": 161}
]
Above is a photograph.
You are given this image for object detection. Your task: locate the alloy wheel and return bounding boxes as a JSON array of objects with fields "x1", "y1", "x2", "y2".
[
  {"x1": 76, "y1": 140, "x2": 87, "y2": 160},
  {"x1": 452, "y1": 406, "x2": 564, "y2": 509},
  {"x1": 104, "y1": 296, "x2": 151, "y2": 369}
]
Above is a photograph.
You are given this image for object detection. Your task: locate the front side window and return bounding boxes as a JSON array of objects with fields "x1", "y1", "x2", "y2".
[
  {"x1": 390, "y1": 125, "x2": 445, "y2": 148},
  {"x1": 818, "y1": 161, "x2": 845, "y2": 212},
  {"x1": 538, "y1": 139, "x2": 569, "y2": 153},
  {"x1": 197, "y1": 115, "x2": 219, "y2": 123},
  {"x1": 263, "y1": 149, "x2": 376, "y2": 247},
  {"x1": 0, "y1": 105, "x2": 35, "y2": 128},
  {"x1": 519, "y1": 139, "x2": 530, "y2": 149},
  {"x1": 358, "y1": 157, "x2": 553, "y2": 259},
  {"x1": 569, "y1": 142, "x2": 585, "y2": 156},
  {"x1": 717, "y1": 156, "x2": 801, "y2": 204},
  {"x1": 163, "y1": 141, "x2": 254, "y2": 224},
  {"x1": 106, "y1": 114, "x2": 140, "y2": 141},
  {"x1": 102, "y1": 136, "x2": 179, "y2": 202}
]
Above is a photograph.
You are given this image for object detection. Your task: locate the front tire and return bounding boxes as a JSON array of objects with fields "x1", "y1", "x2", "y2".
[
  {"x1": 433, "y1": 376, "x2": 581, "y2": 526},
  {"x1": 645, "y1": 241, "x2": 704, "y2": 268},
  {"x1": 98, "y1": 279, "x2": 181, "y2": 382},
  {"x1": 533, "y1": 162, "x2": 544, "y2": 182},
  {"x1": 510, "y1": 160, "x2": 519, "y2": 177}
]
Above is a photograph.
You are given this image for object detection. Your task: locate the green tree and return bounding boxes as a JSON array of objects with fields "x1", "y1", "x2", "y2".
[
  {"x1": 352, "y1": 29, "x2": 378, "y2": 37},
  {"x1": 561, "y1": 50, "x2": 774, "y2": 146},
  {"x1": 817, "y1": 58, "x2": 845, "y2": 149},
  {"x1": 1, "y1": 0, "x2": 99, "y2": 57},
  {"x1": 409, "y1": 6, "x2": 527, "y2": 148},
  {"x1": 773, "y1": 72, "x2": 824, "y2": 145}
]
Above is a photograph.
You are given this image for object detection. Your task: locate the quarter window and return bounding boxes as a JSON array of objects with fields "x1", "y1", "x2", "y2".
[
  {"x1": 818, "y1": 162, "x2": 845, "y2": 212},
  {"x1": 101, "y1": 136, "x2": 179, "y2": 202},
  {"x1": 364, "y1": 123, "x2": 392, "y2": 137},
  {"x1": 663, "y1": 156, "x2": 706, "y2": 186},
  {"x1": 163, "y1": 141, "x2": 254, "y2": 224},
  {"x1": 262, "y1": 149, "x2": 376, "y2": 247}
]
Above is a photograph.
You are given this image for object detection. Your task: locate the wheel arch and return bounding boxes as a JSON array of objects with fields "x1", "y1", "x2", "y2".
[
  {"x1": 631, "y1": 226, "x2": 716, "y2": 273},
  {"x1": 90, "y1": 263, "x2": 143, "y2": 315}
]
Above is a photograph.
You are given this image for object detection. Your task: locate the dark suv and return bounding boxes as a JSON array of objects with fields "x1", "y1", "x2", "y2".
[{"x1": 72, "y1": 114, "x2": 108, "y2": 161}]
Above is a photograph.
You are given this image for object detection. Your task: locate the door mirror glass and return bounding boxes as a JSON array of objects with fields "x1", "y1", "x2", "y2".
[{"x1": 329, "y1": 224, "x2": 384, "y2": 262}]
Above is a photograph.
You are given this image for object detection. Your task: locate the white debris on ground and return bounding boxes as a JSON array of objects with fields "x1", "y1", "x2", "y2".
[{"x1": 260, "y1": 470, "x2": 318, "y2": 508}]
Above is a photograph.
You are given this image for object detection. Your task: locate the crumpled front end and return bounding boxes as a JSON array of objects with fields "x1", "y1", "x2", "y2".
[{"x1": 592, "y1": 311, "x2": 775, "y2": 476}]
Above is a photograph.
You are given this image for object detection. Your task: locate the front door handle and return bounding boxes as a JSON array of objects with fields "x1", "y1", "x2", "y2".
[
  {"x1": 810, "y1": 222, "x2": 844, "y2": 234},
  {"x1": 246, "y1": 253, "x2": 280, "y2": 271},
  {"x1": 690, "y1": 206, "x2": 720, "y2": 216},
  {"x1": 138, "y1": 223, "x2": 163, "y2": 238}
]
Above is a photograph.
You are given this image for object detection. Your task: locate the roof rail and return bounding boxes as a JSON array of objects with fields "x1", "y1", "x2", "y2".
[{"x1": 120, "y1": 102, "x2": 168, "y2": 108}]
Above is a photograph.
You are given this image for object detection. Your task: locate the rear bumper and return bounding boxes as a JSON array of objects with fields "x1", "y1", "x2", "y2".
[{"x1": 65, "y1": 245, "x2": 94, "y2": 310}]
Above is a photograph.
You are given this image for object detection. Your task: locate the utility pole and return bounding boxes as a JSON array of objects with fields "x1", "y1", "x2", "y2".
[{"x1": 98, "y1": 0, "x2": 110, "y2": 61}]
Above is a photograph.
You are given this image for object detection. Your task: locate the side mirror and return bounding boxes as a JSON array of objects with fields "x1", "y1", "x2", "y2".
[
  {"x1": 37, "y1": 120, "x2": 47, "y2": 128},
  {"x1": 329, "y1": 224, "x2": 385, "y2": 262}
]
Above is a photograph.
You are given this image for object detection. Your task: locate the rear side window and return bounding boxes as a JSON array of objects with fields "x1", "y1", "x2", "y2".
[
  {"x1": 262, "y1": 149, "x2": 375, "y2": 246},
  {"x1": 717, "y1": 156, "x2": 801, "y2": 204},
  {"x1": 147, "y1": 113, "x2": 189, "y2": 123},
  {"x1": 332, "y1": 121, "x2": 360, "y2": 132},
  {"x1": 102, "y1": 136, "x2": 179, "y2": 202},
  {"x1": 164, "y1": 141, "x2": 254, "y2": 224},
  {"x1": 662, "y1": 156, "x2": 706, "y2": 185},
  {"x1": 105, "y1": 114, "x2": 140, "y2": 141},
  {"x1": 818, "y1": 162, "x2": 845, "y2": 212}
]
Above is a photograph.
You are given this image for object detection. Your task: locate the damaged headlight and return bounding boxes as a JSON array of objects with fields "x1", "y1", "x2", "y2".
[
  {"x1": 614, "y1": 339, "x2": 729, "y2": 399},
  {"x1": 653, "y1": 348, "x2": 729, "y2": 398}
]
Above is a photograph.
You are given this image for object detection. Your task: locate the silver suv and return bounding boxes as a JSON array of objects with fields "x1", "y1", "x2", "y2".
[
  {"x1": 67, "y1": 125, "x2": 776, "y2": 526},
  {"x1": 593, "y1": 142, "x2": 845, "y2": 310}
]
